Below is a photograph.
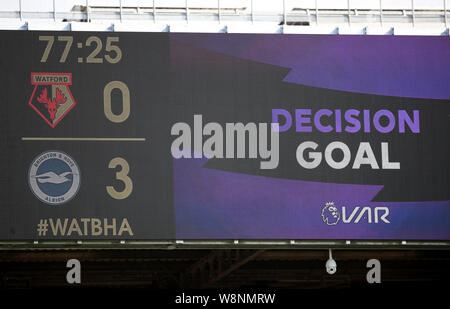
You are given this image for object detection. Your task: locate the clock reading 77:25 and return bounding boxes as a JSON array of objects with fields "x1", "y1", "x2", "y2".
[{"x1": 39, "y1": 35, "x2": 122, "y2": 64}]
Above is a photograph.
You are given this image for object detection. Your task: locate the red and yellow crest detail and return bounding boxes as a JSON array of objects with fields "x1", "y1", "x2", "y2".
[{"x1": 29, "y1": 73, "x2": 76, "y2": 128}]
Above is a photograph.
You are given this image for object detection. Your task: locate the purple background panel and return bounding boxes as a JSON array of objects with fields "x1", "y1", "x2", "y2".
[
  {"x1": 174, "y1": 158, "x2": 450, "y2": 239},
  {"x1": 171, "y1": 34, "x2": 450, "y2": 240},
  {"x1": 171, "y1": 33, "x2": 450, "y2": 100}
]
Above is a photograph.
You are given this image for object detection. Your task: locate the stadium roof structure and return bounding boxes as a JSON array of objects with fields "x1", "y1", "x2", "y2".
[{"x1": 0, "y1": 0, "x2": 448, "y2": 35}]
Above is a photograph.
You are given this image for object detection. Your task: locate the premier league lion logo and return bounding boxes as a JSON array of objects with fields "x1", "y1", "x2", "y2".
[{"x1": 321, "y1": 202, "x2": 340, "y2": 225}]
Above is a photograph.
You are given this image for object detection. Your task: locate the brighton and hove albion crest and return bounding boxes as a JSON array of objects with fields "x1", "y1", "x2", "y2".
[
  {"x1": 28, "y1": 73, "x2": 76, "y2": 127},
  {"x1": 28, "y1": 151, "x2": 81, "y2": 205}
]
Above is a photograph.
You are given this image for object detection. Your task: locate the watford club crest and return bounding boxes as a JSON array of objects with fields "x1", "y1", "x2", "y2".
[{"x1": 29, "y1": 73, "x2": 76, "y2": 127}]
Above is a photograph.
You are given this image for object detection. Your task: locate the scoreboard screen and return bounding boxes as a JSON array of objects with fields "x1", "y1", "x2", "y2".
[{"x1": 0, "y1": 31, "x2": 448, "y2": 240}]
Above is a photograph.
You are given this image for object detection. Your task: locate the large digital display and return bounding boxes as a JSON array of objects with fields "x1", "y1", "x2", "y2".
[{"x1": 0, "y1": 31, "x2": 448, "y2": 240}]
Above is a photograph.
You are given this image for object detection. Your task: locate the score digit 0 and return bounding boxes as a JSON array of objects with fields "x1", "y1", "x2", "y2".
[{"x1": 103, "y1": 81, "x2": 130, "y2": 123}]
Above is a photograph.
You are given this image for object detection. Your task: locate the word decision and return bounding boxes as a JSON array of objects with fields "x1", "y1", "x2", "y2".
[{"x1": 273, "y1": 108, "x2": 420, "y2": 170}]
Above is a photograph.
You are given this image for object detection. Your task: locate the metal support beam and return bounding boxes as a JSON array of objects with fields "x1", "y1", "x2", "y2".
[
  {"x1": 251, "y1": 0, "x2": 254, "y2": 24},
  {"x1": 86, "y1": 0, "x2": 90, "y2": 22},
  {"x1": 348, "y1": 0, "x2": 351, "y2": 26},
  {"x1": 316, "y1": 0, "x2": 319, "y2": 25},
  {"x1": 218, "y1": 0, "x2": 221, "y2": 24},
  {"x1": 380, "y1": 0, "x2": 383, "y2": 26},
  {"x1": 120, "y1": 0, "x2": 123, "y2": 22},
  {"x1": 445, "y1": 0, "x2": 448, "y2": 27},
  {"x1": 181, "y1": 250, "x2": 265, "y2": 288},
  {"x1": 19, "y1": 0, "x2": 22, "y2": 21},
  {"x1": 186, "y1": 0, "x2": 189, "y2": 24}
]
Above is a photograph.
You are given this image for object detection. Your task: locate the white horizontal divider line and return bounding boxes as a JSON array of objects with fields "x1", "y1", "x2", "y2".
[{"x1": 21, "y1": 137, "x2": 146, "y2": 142}]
